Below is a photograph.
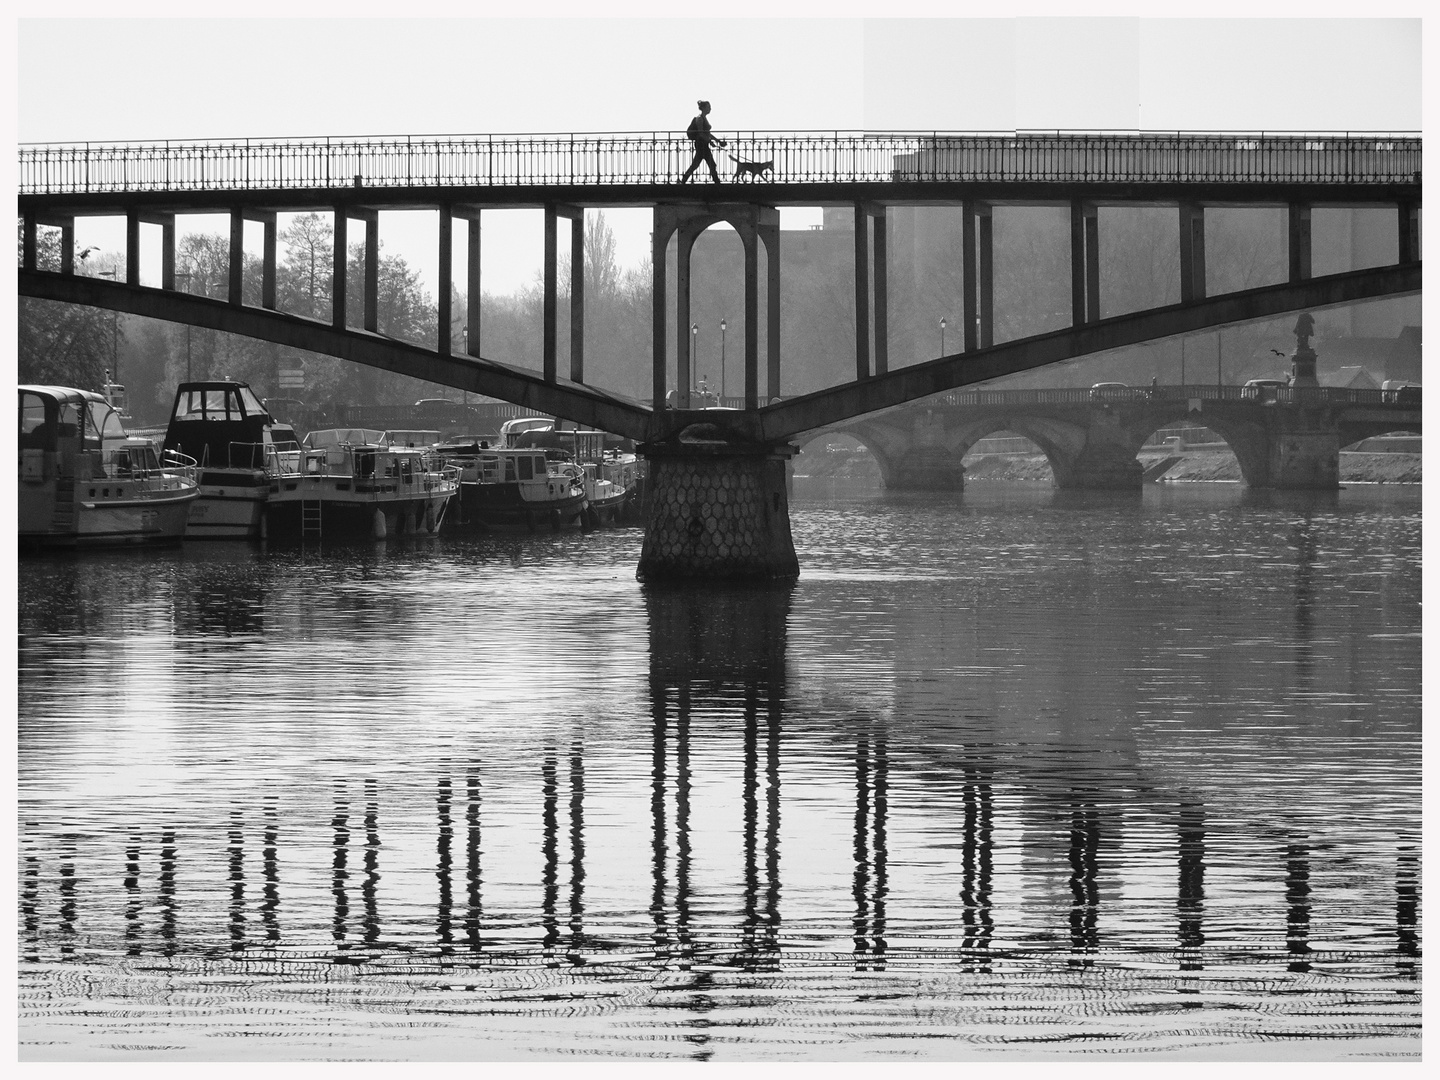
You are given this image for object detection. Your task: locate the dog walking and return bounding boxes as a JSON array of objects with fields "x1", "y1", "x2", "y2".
[{"x1": 680, "y1": 99, "x2": 725, "y2": 184}]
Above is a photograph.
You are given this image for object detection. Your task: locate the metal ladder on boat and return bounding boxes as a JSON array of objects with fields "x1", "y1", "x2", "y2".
[
  {"x1": 301, "y1": 499, "x2": 322, "y2": 537},
  {"x1": 50, "y1": 477, "x2": 77, "y2": 535}
]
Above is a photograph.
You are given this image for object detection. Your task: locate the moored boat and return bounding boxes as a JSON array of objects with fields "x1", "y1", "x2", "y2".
[
  {"x1": 504, "y1": 420, "x2": 643, "y2": 527},
  {"x1": 20, "y1": 384, "x2": 199, "y2": 548},
  {"x1": 436, "y1": 439, "x2": 587, "y2": 531},
  {"x1": 264, "y1": 429, "x2": 459, "y2": 540},
  {"x1": 161, "y1": 380, "x2": 302, "y2": 540}
]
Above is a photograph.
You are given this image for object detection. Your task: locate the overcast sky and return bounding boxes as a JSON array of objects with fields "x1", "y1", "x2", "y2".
[{"x1": 13, "y1": 10, "x2": 1424, "y2": 295}]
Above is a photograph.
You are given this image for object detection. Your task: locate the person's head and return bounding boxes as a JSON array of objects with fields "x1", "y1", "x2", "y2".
[{"x1": 697, "y1": 100, "x2": 710, "y2": 114}]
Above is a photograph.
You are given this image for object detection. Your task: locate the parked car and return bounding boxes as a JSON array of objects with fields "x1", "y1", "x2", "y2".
[{"x1": 1243, "y1": 378, "x2": 1289, "y2": 400}]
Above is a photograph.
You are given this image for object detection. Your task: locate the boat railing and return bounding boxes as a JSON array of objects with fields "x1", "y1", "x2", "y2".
[
  {"x1": 160, "y1": 448, "x2": 199, "y2": 484},
  {"x1": 226, "y1": 440, "x2": 274, "y2": 470}
]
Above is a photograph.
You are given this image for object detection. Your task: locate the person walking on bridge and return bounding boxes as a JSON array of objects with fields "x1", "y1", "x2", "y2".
[{"x1": 680, "y1": 99, "x2": 726, "y2": 184}]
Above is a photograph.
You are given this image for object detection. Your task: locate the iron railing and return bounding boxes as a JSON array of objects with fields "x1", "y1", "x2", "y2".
[{"x1": 18, "y1": 131, "x2": 1422, "y2": 195}]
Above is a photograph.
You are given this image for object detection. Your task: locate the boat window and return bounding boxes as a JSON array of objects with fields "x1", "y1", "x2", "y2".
[
  {"x1": 20, "y1": 392, "x2": 52, "y2": 449},
  {"x1": 518, "y1": 455, "x2": 534, "y2": 481},
  {"x1": 236, "y1": 386, "x2": 266, "y2": 416},
  {"x1": 81, "y1": 401, "x2": 115, "y2": 450},
  {"x1": 175, "y1": 390, "x2": 201, "y2": 419},
  {"x1": 54, "y1": 402, "x2": 82, "y2": 442},
  {"x1": 355, "y1": 451, "x2": 375, "y2": 478},
  {"x1": 504, "y1": 456, "x2": 518, "y2": 483}
]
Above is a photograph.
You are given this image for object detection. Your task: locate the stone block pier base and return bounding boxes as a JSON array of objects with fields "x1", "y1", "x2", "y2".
[{"x1": 637, "y1": 437, "x2": 799, "y2": 582}]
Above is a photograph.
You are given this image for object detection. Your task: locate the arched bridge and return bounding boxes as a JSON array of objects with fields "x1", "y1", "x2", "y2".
[
  {"x1": 815, "y1": 384, "x2": 1422, "y2": 491},
  {"x1": 18, "y1": 130, "x2": 1422, "y2": 578}
]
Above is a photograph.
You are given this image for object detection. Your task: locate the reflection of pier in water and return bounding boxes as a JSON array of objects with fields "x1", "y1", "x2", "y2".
[{"x1": 18, "y1": 585, "x2": 1420, "y2": 985}]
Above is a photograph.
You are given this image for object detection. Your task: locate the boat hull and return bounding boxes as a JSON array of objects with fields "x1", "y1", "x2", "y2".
[
  {"x1": 184, "y1": 469, "x2": 270, "y2": 540},
  {"x1": 265, "y1": 476, "x2": 457, "y2": 541},
  {"x1": 450, "y1": 483, "x2": 587, "y2": 531},
  {"x1": 20, "y1": 483, "x2": 198, "y2": 549}
]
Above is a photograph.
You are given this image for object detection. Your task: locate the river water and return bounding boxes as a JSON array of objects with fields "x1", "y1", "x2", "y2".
[{"x1": 16, "y1": 481, "x2": 1421, "y2": 1062}]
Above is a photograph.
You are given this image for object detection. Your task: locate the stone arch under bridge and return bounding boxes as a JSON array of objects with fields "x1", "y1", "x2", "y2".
[{"x1": 810, "y1": 390, "x2": 1421, "y2": 492}]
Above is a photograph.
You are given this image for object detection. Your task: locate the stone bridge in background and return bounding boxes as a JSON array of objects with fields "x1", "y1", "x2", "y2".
[{"x1": 814, "y1": 385, "x2": 1422, "y2": 490}]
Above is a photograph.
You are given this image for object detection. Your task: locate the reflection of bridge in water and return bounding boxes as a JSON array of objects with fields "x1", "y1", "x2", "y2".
[
  {"x1": 18, "y1": 589, "x2": 1421, "y2": 985},
  {"x1": 19, "y1": 130, "x2": 1421, "y2": 577}
]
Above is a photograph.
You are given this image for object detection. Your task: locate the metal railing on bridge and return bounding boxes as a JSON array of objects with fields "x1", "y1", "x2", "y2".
[{"x1": 18, "y1": 131, "x2": 1421, "y2": 195}]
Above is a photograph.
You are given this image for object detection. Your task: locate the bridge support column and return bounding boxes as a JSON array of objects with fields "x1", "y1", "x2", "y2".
[
  {"x1": 359, "y1": 209, "x2": 379, "y2": 333},
  {"x1": 544, "y1": 204, "x2": 584, "y2": 384},
  {"x1": 1179, "y1": 203, "x2": 1206, "y2": 302},
  {"x1": 653, "y1": 203, "x2": 781, "y2": 410},
  {"x1": 1072, "y1": 201, "x2": 1100, "y2": 324},
  {"x1": 853, "y1": 204, "x2": 870, "y2": 381},
  {"x1": 1288, "y1": 204, "x2": 1312, "y2": 282},
  {"x1": 886, "y1": 448, "x2": 966, "y2": 491},
  {"x1": 256, "y1": 211, "x2": 278, "y2": 310},
  {"x1": 1265, "y1": 427, "x2": 1340, "y2": 489},
  {"x1": 462, "y1": 212, "x2": 482, "y2": 356},
  {"x1": 1397, "y1": 201, "x2": 1420, "y2": 265},
  {"x1": 438, "y1": 208, "x2": 453, "y2": 352},
  {"x1": 1052, "y1": 443, "x2": 1143, "y2": 490},
  {"x1": 636, "y1": 433, "x2": 798, "y2": 582}
]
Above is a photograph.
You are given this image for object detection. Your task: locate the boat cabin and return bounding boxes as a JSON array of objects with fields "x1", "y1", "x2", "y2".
[
  {"x1": 20, "y1": 385, "x2": 126, "y2": 480},
  {"x1": 164, "y1": 381, "x2": 276, "y2": 470}
]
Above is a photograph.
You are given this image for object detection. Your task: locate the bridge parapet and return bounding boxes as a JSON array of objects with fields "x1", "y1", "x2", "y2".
[
  {"x1": 930, "y1": 385, "x2": 1419, "y2": 408},
  {"x1": 19, "y1": 131, "x2": 1421, "y2": 195}
]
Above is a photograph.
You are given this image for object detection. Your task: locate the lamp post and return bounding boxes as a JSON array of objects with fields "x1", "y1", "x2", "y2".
[
  {"x1": 691, "y1": 322, "x2": 699, "y2": 395},
  {"x1": 1180, "y1": 337, "x2": 1186, "y2": 387},
  {"x1": 98, "y1": 268, "x2": 120, "y2": 384},
  {"x1": 720, "y1": 318, "x2": 727, "y2": 402},
  {"x1": 939, "y1": 317, "x2": 947, "y2": 357}
]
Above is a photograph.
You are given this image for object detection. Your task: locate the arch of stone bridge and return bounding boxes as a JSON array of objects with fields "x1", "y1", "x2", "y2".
[
  {"x1": 1338, "y1": 415, "x2": 1422, "y2": 447},
  {"x1": 818, "y1": 403, "x2": 1293, "y2": 489}
]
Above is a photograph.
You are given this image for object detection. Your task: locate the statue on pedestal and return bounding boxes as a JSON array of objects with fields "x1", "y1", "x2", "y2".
[{"x1": 1290, "y1": 312, "x2": 1319, "y2": 387}]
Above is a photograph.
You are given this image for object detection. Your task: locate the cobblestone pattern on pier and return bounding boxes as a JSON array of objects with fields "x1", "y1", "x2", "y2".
[{"x1": 637, "y1": 450, "x2": 798, "y2": 581}]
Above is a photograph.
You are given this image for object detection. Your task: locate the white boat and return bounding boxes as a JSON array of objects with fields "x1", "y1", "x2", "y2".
[
  {"x1": 161, "y1": 381, "x2": 302, "y2": 540},
  {"x1": 19, "y1": 384, "x2": 199, "y2": 548},
  {"x1": 264, "y1": 429, "x2": 460, "y2": 540}
]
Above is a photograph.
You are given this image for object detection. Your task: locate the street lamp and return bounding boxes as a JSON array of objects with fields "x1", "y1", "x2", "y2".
[
  {"x1": 939, "y1": 317, "x2": 947, "y2": 357},
  {"x1": 97, "y1": 268, "x2": 120, "y2": 385},
  {"x1": 691, "y1": 322, "x2": 699, "y2": 395},
  {"x1": 720, "y1": 318, "x2": 727, "y2": 401}
]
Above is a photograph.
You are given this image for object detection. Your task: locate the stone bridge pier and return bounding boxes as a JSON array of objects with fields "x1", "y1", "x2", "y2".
[{"x1": 637, "y1": 421, "x2": 799, "y2": 583}]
